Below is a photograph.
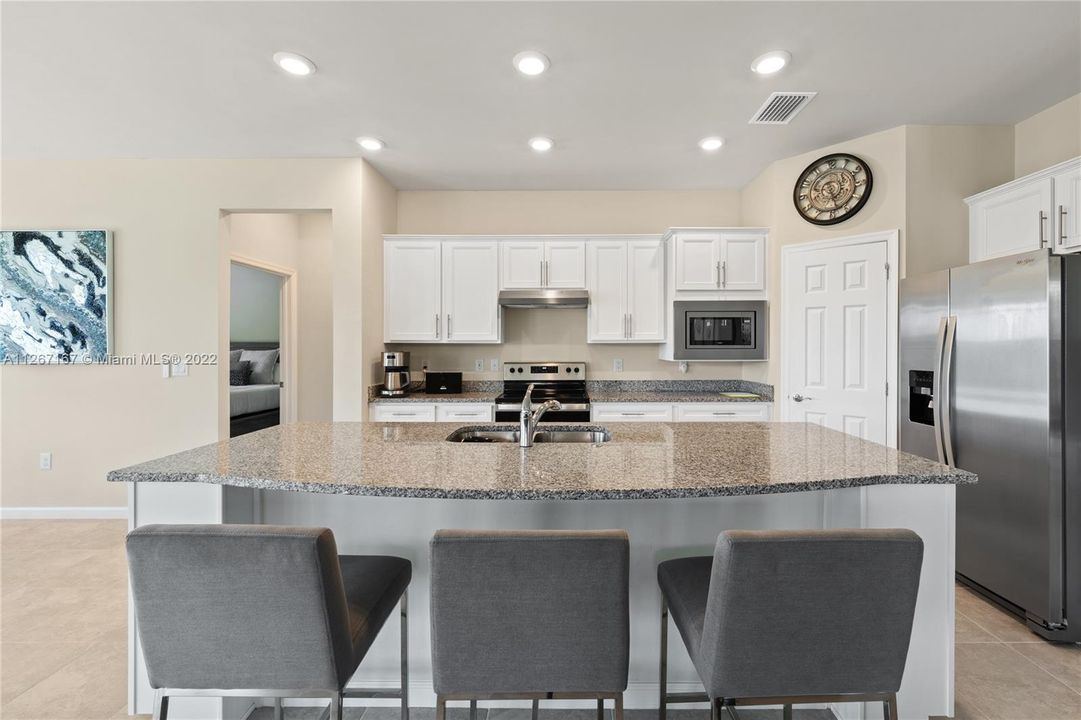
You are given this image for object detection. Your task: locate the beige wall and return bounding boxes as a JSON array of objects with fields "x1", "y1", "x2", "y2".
[
  {"x1": 0, "y1": 159, "x2": 370, "y2": 509},
  {"x1": 905, "y1": 125, "x2": 1015, "y2": 277},
  {"x1": 360, "y1": 163, "x2": 399, "y2": 400},
  {"x1": 1014, "y1": 93, "x2": 1081, "y2": 178},
  {"x1": 392, "y1": 190, "x2": 744, "y2": 380},
  {"x1": 227, "y1": 212, "x2": 334, "y2": 423}
]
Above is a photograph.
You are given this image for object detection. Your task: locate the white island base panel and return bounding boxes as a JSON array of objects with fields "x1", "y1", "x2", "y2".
[{"x1": 127, "y1": 482, "x2": 955, "y2": 720}]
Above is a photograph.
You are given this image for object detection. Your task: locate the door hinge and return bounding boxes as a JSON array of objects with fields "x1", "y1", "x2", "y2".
[{"x1": 885, "y1": 262, "x2": 891, "y2": 279}]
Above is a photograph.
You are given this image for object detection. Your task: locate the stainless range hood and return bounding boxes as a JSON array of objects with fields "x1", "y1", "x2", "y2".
[{"x1": 498, "y1": 289, "x2": 589, "y2": 308}]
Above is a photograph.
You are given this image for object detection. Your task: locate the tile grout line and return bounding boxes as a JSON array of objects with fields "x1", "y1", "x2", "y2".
[{"x1": 999, "y1": 642, "x2": 1081, "y2": 698}]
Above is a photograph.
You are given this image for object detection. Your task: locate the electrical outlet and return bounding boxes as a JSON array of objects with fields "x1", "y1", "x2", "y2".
[
  {"x1": 678, "y1": 361, "x2": 689, "y2": 374},
  {"x1": 490, "y1": 358, "x2": 499, "y2": 372},
  {"x1": 613, "y1": 358, "x2": 624, "y2": 372},
  {"x1": 171, "y1": 361, "x2": 189, "y2": 377},
  {"x1": 39, "y1": 452, "x2": 52, "y2": 471},
  {"x1": 474, "y1": 359, "x2": 484, "y2": 372}
]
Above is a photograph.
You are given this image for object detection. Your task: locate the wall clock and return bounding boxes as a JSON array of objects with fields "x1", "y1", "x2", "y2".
[{"x1": 793, "y1": 153, "x2": 873, "y2": 226}]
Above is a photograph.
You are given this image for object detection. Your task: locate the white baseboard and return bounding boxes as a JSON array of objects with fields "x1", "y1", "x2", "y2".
[{"x1": 0, "y1": 506, "x2": 127, "y2": 520}]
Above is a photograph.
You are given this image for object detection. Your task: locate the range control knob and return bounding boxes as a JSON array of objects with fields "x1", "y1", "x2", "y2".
[
  {"x1": 565, "y1": 367, "x2": 572, "y2": 373},
  {"x1": 508, "y1": 367, "x2": 516, "y2": 374},
  {"x1": 517, "y1": 367, "x2": 524, "y2": 373},
  {"x1": 574, "y1": 367, "x2": 580, "y2": 373}
]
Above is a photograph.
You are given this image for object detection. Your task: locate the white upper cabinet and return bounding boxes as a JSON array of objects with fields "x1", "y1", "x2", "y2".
[
  {"x1": 673, "y1": 231, "x2": 722, "y2": 290},
  {"x1": 501, "y1": 240, "x2": 585, "y2": 289},
  {"x1": 544, "y1": 241, "x2": 587, "y2": 288},
  {"x1": 384, "y1": 240, "x2": 443, "y2": 342},
  {"x1": 967, "y1": 157, "x2": 1081, "y2": 261},
  {"x1": 500, "y1": 242, "x2": 545, "y2": 288},
  {"x1": 1053, "y1": 164, "x2": 1081, "y2": 253},
  {"x1": 719, "y1": 233, "x2": 765, "y2": 290},
  {"x1": 384, "y1": 238, "x2": 500, "y2": 344},
  {"x1": 587, "y1": 238, "x2": 665, "y2": 343},
  {"x1": 672, "y1": 229, "x2": 766, "y2": 291},
  {"x1": 626, "y1": 239, "x2": 666, "y2": 341},
  {"x1": 442, "y1": 241, "x2": 501, "y2": 343}
]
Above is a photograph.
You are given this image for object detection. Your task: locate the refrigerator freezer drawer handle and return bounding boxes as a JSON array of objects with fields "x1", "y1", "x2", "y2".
[
  {"x1": 932, "y1": 317, "x2": 948, "y2": 465},
  {"x1": 941, "y1": 315, "x2": 958, "y2": 468}
]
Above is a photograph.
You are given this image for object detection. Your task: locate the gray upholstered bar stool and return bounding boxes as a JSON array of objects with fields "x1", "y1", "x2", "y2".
[
  {"x1": 430, "y1": 529, "x2": 630, "y2": 720},
  {"x1": 658, "y1": 529, "x2": 924, "y2": 720},
  {"x1": 127, "y1": 524, "x2": 412, "y2": 720}
]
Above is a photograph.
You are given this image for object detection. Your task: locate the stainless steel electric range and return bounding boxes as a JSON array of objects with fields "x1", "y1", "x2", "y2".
[{"x1": 494, "y1": 362, "x2": 590, "y2": 423}]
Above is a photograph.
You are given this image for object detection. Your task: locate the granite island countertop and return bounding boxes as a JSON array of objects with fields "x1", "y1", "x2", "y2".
[{"x1": 108, "y1": 421, "x2": 974, "y2": 500}]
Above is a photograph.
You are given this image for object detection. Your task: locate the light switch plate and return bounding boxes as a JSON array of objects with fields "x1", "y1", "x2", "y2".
[
  {"x1": 474, "y1": 359, "x2": 484, "y2": 372},
  {"x1": 490, "y1": 358, "x2": 499, "y2": 372},
  {"x1": 613, "y1": 358, "x2": 623, "y2": 372},
  {"x1": 39, "y1": 452, "x2": 52, "y2": 471}
]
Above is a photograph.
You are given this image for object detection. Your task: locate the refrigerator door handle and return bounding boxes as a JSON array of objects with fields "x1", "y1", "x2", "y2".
[
  {"x1": 941, "y1": 315, "x2": 958, "y2": 467},
  {"x1": 932, "y1": 317, "x2": 949, "y2": 465}
]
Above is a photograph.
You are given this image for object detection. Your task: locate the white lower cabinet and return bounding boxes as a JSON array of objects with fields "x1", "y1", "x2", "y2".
[
  {"x1": 592, "y1": 402, "x2": 772, "y2": 422},
  {"x1": 591, "y1": 403, "x2": 675, "y2": 422},
  {"x1": 370, "y1": 403, "x2": 494, "y2": 422},
  {"x1": 674, "y1": 403, "x2": 771, "y2": 422},
  {"x1": 435, "y1": 404, "x2": 494, "y2": 422},
  {"x1": 369, "y1": 404, "x2": 437, "y2": 422}
]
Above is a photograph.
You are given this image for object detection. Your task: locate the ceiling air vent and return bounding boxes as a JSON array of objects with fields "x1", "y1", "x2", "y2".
[{"x1": 749, "y1": 92, "x2": 817, "y2": 125}]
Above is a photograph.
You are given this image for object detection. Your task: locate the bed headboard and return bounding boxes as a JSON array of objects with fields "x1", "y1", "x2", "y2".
[{"x1": 230, "y1": 341, "x2": 280, "y2": 353}]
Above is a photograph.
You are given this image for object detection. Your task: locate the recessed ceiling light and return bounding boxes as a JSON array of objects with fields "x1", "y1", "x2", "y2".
[
  {"x1": 513, "y1": 51, "x2": 550, "y2": 76},
  {"x1": 528, "y1": 136, "x2": 554, "y2": 152},
  {"x1": 698, "y1": 136, "x2": 724, "y2": 152},
  {"x1": 273, "y1": 51, "x2": 317, "y2": 77},
  {"x1": 750, "y1": 50, "x2": 791, "y2": 75},
  {"x1": 356, "y1": 137, "x2": 385, "y2": 151}
]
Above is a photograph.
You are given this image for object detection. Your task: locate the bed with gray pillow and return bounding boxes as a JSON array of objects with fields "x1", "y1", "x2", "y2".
[{"x1": 228, "y1": 343, "x2": 280, "y2": 437}]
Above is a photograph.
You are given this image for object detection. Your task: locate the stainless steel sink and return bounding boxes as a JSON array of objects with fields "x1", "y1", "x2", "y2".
[{"x1": 446, "y1": 426, "x2": 611, "y2": 444}]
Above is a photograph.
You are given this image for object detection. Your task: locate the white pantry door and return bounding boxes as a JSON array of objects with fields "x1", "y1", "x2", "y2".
[{"x1": 783, "y1": 238, "x2": 889, "y2": 442}]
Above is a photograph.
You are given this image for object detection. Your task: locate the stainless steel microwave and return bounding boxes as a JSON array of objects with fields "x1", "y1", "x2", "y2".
[{"x1": 673, "y1": 301, "x2": 768, "y2": 361}]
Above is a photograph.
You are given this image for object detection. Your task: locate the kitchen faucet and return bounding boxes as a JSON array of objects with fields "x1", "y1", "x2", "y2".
[{"x1": 520, "y1": 383, "x2": 562, "y2": 447}]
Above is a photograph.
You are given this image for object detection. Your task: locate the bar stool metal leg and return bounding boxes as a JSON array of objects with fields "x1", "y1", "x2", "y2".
[
  {"x1": 531, "y1": 698, "x2": 540, "y2": 720},
  {"x1": 273, "y1": 697, "x2": 283, "y2": 720},
  {"x1": 469, "y1": 699, "x2": 478, "y2": 720},
  {"x1": 886, "y1": 693, "x2": 899, "y2": 720},
  {"x1": 152, "y1": 690, "x2": 169, "y2": 720},
  {"x1": 329, "y1": 691, "x2": 343, "y2": 720},
  {"x1": 782, "y1": 704, "x2": 793, "y2": 720},
  {"x1": 659, "y1": 596, "x2": 668, "y2": 720},
  {"x1": 401, "y1": 590, "x2": 410, "y2": 720},
  {"x1": 597, "y1": 697, "x2": 604, "y2": 720}
]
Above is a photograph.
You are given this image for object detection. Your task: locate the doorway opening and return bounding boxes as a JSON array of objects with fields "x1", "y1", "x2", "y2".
[
  {"x1": 221, "y1": 211, "x2": 334, "y2": 440},
  {"x1": 229, "y1": 260, "x2": 290, "y2": 437}
]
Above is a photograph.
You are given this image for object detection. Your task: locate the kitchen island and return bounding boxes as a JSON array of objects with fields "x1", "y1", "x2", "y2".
[{"x1": 111, "y1": 421, "x2": 974, "y2": 720}]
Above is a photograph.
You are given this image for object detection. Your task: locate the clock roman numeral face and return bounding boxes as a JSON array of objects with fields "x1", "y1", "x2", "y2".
[{"x1": 793, "y1": 153, "x2": 872, "y2": 226}]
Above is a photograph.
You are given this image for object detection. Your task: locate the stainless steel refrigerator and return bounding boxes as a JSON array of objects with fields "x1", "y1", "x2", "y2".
[{"x1": 900, "y1": 249, "x2": 1080, "y2": 642}]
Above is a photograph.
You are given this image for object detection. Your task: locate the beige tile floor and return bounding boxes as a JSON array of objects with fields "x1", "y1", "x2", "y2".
[{"x1": 2, "y1": 520, "x2": 1079, "y2": 720}]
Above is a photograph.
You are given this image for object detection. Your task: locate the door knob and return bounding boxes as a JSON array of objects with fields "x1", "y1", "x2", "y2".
[{"x1": 792, "y1": 394, "x2": 811, "y2": 402}]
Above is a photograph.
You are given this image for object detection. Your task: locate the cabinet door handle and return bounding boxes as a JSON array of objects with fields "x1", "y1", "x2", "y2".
[
  {"x1": 447, "y1": 314, "x2": 452, "y2": 339},
  {"x1": 1039, "y1": 211, "x2": 1048, "y2": 248},
  {"x1": 435, "y1": 314, "x2": 440, "y2": 339},
  {"x1": 540, "y1": 260, "x2": 545, "y2": 287},
  {"x1": 715, "y1": 261, "x2": 721, "y2": 288},
  {"x1": 627, "y1": 313, "x2": 632, "y2": 339},
  {"x1": 722, "y1": 261, "x2": 727, "y2": 288},
  {"x1": 1060, "y1": 205, "x2": 1069, "y2": 245},
  {"x1": 545, "y1": 260, "x2": 550, "y2": 287}
]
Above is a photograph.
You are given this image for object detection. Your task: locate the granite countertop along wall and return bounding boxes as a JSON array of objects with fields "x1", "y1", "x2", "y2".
[
  {"x1": 108, "y1": 421, "x2": 974, "y2": 500},
  {"x1": 369, "y1": 380, "x2": 774, "y2": 404}
]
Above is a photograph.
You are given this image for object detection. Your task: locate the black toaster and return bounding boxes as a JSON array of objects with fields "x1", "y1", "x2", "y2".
[{"x1": 424, "y1": 371, "x2": 463, "y2": 394}]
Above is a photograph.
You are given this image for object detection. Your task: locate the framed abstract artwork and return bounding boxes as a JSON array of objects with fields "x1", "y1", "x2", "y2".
[{"x1": 0, "y1": 230, "x2": 112, "y2": 363}]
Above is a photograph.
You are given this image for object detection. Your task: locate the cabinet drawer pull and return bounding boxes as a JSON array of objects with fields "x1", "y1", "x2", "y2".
[
  {"x1": 392, "y1": 412, "x2": 418, "y2": 417},
  {"x1": 712, "y1": 412, "x2": 736, "y2": 416},
  {"x1": 620, "y1": 412, "x2": 646, "y2": 416}
]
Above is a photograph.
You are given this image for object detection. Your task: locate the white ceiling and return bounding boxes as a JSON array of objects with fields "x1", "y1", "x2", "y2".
[{"x1": 3, "y1": 1, "x2": 1079, "y2": 190}]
